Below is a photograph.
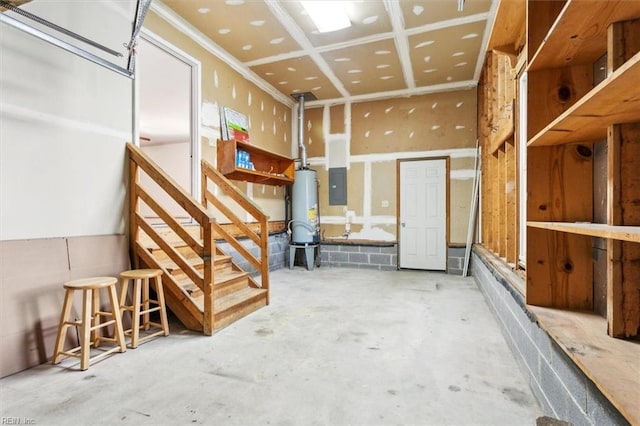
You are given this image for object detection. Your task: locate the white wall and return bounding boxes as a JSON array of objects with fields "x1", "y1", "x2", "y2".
[
  {"x1": 0, "y1": 1, "x2": 134, "y2": 240},
  {"x1": 139, "y1": 141, "x2": 191, "y2": 220}
]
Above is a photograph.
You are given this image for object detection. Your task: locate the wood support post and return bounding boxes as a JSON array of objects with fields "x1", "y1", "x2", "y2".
[{"x1": 607, "y1": 124, "x2": 640, "y2": 337}]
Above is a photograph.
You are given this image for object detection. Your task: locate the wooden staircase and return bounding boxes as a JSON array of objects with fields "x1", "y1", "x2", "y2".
[
  {"x1": 139, "y1": 227, "x2": 267, "y2": 332},
  {"x1": 127, "y1": 143, "x2": 270, "y2": 334}
]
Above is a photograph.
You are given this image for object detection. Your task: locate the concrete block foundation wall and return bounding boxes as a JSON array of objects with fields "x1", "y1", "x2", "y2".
[
  {"x1": 471, "y1": 248, "x2": 628, "y2": 426},
  {"x1": 447, "y1": 245, "x2": 466, "y2": 275},
  {"x1": 319, "y1": 242, "x2": 398, "y2": 270},
  {"x1": 317, "y1": 242, "x2": 467, "y2": 274},
  {"x1": 218, "y1": 232, "x2": 289, "y2": 274}
]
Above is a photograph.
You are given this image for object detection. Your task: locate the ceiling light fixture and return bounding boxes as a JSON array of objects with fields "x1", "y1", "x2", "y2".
[{"x1": 301, "y1": 1, "x2": 351, "y2": 33}]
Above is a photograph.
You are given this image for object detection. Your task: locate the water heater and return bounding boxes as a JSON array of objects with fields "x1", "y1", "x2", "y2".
[{"x1": 291, "y1": 169, "x2": 319, "y2": 244}]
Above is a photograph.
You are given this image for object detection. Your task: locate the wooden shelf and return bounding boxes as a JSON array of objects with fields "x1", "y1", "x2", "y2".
[
  {"x1": 216, "y1": 139, "x2": 294, "y2": 186},
  {"x1": 527, "y1": 221, "x2": 640, "y2": 243},
  {"x1": 487, "y1": 0, "x2": 526, "y2": 56},
  {"x1": 528, "y1": 51, "x2": 640, "y2": 147},
  {"x1": 528, "y1": 0, "x2": 640, "y2": 71},
  {"x1": 529, "y1": 306, "x2": 640, "y2": 425}
]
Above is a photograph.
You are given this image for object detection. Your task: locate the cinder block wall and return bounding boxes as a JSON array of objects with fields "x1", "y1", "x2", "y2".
[
  {"x1": 447, "y1": 245, "x2": 466, "y2": 275},
  {"x1": 218, "y1": 232, "x2": 289, "y2": 274},
  {"x1": 315, "y1": 243, "x2": 468, "y2": 274},
  {"x1": 319, "y1": 243, "x2": 398, "y2": 270},
  {"x1": 471, "y1": 249, "x2": 628, "y2": 425}
]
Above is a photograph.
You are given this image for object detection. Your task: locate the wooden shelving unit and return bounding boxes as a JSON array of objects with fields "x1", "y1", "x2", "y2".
[
  {"x1": 526, "y1": 0, "x2": 640, "y2": 333},
  {"x1": 527, "y1": 1, "x2": 640, "y2": 71},
  {"x1": 528, "y1": 52, "x2": 640, "y2": 147},
  {"x1": 216, "y1": 139, "x2": 294, "y2": 186},
  {"x1": 525, "y1": 4, "x2": 640, "y2": 422}
]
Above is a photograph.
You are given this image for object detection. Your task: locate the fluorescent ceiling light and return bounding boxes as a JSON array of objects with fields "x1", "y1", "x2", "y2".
[{"x1": 301, "y1": 1, "x2": 351, "y2": 33}]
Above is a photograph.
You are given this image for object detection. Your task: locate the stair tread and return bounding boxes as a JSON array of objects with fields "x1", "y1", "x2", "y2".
[
  {"x1": 215, "y1": 287, "x2": 267, "y2": 313},
  {"x1": 192, "y1": 286, "x2": 266, "y2": 312},
  {"x1": 158, "y1": 254, "x2": 231, "y2": 271},
  {"x1": 139, "y1": 225, "x2": 202, "y2": 249},
  {"x1": 172, "y1": 269, "x2": 245, "y2": 286},
  {"x1": 214, "y1": 270, "x2": 248, "y2": 285},
  {"x1": 159, "y1": 256, "x2": 204, "y2": 271},
  {"x1": 173, "y1": 270, "x2": 247, "y2": 297}
]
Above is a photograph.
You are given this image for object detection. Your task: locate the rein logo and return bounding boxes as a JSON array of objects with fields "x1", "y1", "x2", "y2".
[{"x1": 1, "y1": 418, "x2": 35, "y2": 425}]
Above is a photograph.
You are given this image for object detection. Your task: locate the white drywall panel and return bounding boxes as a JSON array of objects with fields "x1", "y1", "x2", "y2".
[{"x1": 0, "y1": 1, "x2": 134, "y2": 240}]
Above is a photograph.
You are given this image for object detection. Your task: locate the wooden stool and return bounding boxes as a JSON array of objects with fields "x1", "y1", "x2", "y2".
[
  {"x1": 119, "y1": 269, "x2": 169, "y2": 348},
  {"x1": 52, "y1": 276, "x2": 127, "y2": 371}
]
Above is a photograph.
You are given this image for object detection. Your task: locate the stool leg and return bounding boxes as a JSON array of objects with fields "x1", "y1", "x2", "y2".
[
  {"x1": 119, "y1": 277, "x2": 130, "y2": 317},
  {"x1": 80, "y1": 289, "x2": 92, "y2": 371},
  {"x1": 154, "y1": 275, "x2": 170, "y2": 337},
  {"x1": 91, "y1": 287, "x2": 101, "y2": 348},
  {"x1": 130, "y1": 278, "x2": 141, "y2": 349},
  {"x1": 142, "y1": 277, "x2": 150, "y2": 331},
  {"x1": 107, "y1": 283, "x2": 127, "y2": 353},
  {"x1": 52, "y1": 289, "x2": 74, "y2": 365}
]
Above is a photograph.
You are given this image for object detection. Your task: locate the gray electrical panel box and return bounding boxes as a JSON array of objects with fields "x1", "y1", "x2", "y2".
[{"x1": 329, "y1": 167, "x2": 347, "y2": 205}]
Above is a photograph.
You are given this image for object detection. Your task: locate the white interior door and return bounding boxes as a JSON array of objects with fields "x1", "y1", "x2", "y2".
[{"x1": 399, "y1": 159, "x2": 447, "y2": 270}]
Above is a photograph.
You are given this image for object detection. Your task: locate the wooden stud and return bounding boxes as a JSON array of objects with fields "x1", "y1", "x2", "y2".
[
  {"x1": 606, "y1": 19, "x2": 640, "y2": 338},
  {"x1": 498, "y1": 147, "x2": 506, "y2": 258},
  {"x1": 608, "y1": 19, "x2": 640, "y2": 75},
  {"x1": 505, "y1": 138, "x2": 518, "y2": 264},
  {"x1": 488, "y1": 54, "x2": 515, "y2": 154},
  {"x1": 608, "y1": 123, "x2": 640, "y2": 338}
]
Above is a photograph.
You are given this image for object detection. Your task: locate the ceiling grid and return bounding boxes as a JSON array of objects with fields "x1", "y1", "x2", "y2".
[{"x1": 158, "y1": 0, "x2": 496, "y2": 106}]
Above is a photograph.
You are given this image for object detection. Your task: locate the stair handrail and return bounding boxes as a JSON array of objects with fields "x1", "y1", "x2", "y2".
[
  {"x1": 127, "y1": 143, "x2": 216, "y2": 335},
  {"x1": 201, "y1": 159, "x2": 270, "y2": 297}
]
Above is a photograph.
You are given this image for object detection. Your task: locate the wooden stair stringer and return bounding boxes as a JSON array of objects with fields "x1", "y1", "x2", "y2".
[
  {"x1": 135, "y1": 244, "x2": 204, "y2": 332},
  {"x1": 137, "y1": 229, "x2": 269, "y2": 334}
]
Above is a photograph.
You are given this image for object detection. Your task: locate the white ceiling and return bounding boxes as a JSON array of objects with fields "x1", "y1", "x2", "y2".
[
  {"x1": 157, "y1": 0, "x2": 497, "y2": 106},
  {"x1": 137, "y1": 0, "x2": 499, "y2": 143}
]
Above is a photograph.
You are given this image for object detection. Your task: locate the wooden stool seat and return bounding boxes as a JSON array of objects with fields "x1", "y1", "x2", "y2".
[
  {"x1": 119, "y1": 269, "x2": 169, "y2": 348},
  {"x1": 52, "y1": 276, "x2": 126, "y2": 371}
]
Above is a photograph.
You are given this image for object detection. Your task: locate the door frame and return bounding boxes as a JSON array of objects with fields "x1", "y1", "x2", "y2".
[
  {"x1": 396, "y1": 157, "x2": 450, "y2": 270},
  {"x1": 134, "y1": 29, "x2": 202, "y2": 203}
]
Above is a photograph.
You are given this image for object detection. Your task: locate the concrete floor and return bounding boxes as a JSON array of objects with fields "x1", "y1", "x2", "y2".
[{"x1": 0, "y1": 268, "x2": 542, "y2": 425}]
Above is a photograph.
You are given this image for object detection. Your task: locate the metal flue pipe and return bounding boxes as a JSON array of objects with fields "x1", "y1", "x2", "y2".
[
  {"x1": 297, "y1": 94, "x2": 307, "y2": 169},
  {"x1": 291, "y1": 92, "x2": 316, "y2": 169}
]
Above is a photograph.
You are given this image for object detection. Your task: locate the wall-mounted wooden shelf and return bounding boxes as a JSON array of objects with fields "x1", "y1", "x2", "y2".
[
  {"x1": 528, "y1": 221, "x2": 640, "y2": 243},
  {"x1": 216, "y1": 139, "x2": 294, "y2": 186},
  {"x1": 528, "y1": 52, "x2": 640, "y2": 147},
  {"x1": 528, "y1": 0, "x2": 640, "y2": 71}
]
